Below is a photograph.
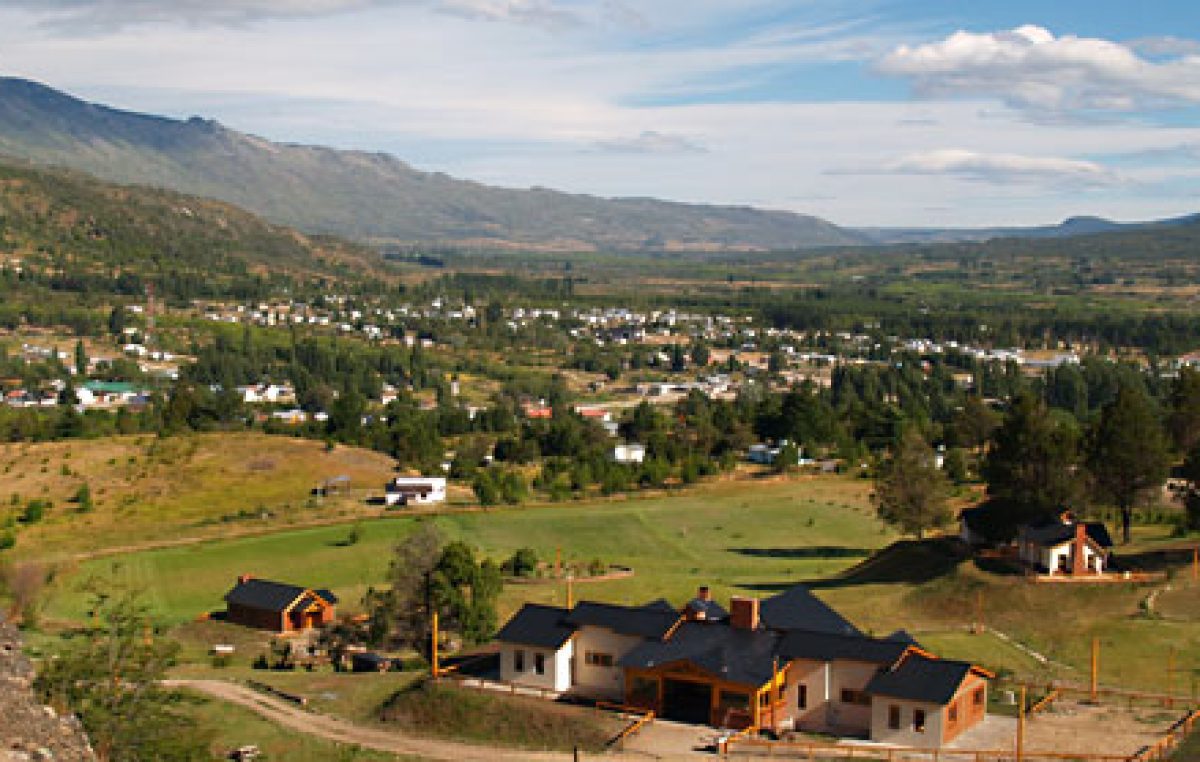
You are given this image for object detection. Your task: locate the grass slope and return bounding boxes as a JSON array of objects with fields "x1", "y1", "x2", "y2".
[
  {"x1": 1, "y1": 433, "x2": 397, "y2": 557},
  {"x1": 40, "y1": 476, "x2": 888, "y2": 625}
]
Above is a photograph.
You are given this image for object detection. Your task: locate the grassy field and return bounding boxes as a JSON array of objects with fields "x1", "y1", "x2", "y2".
[
  {"x1": 0, "y1": 432, "x2": 397, "y2": 557},
  {"x1": 186, "y1": 694, "x2": 407, "y2": 761},
  {"x1": 38, "y1": 475, "x2": 888, "y2": 626}
]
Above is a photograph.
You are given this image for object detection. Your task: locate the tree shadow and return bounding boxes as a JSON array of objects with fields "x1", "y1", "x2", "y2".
[
  {"x1": 727, "y1": 546, "x2": 874, "y2": 560},
  {"x1": 742, "y1": 538, "x2": 971, "y2": 591},
  {"x1": 1111, "y1": 544, "x2": 1198, "y2": 573}
]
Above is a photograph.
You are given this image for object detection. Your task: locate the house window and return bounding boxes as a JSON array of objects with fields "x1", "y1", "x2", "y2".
[
  {"x1": 840, "y1": 689, "x2": 870, "y2": 706},
  {"x1": 534, "y1": 653, "x2": 546, "y2": 675},
  {"x1": 797, "y1": 684, "x2": 807, "y2": 710},
  {"x1": 973, "y1": 686, "x2": 985, "y2": 706},
  {"x1": 888, "y1": 705, "x2": 901, "y2": 730},
  {"x1": 585, "y1": 651, "x2": 614, "y2": 667},
  {"x1": 913, "y1": 709, "x2": 927, "y2": 733},
  {"x1": 513, "y1": 649, "x2": 525, "y2": 672}
]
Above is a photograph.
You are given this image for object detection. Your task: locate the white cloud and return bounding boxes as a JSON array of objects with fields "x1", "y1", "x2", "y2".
[
  {"x1": 1128, "y1": 36, "x2": 1200, "y2": 58},
  {"x1": 859, "y1": 149, "x2": 1118, "y2": 186},
  {"x1": 879, "y1": 25, "x2": 1200, "y2": 114},
  {"x1": 591, "y1": 130, "x2": 706, "y2": 154},
  {"x1": 5, "y1": 0, "x2": 584, "y2": 31}
]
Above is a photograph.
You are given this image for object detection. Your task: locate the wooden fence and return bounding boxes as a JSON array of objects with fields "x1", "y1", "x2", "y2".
[
  {"x1": 595, "y1": 702, "x2": 655, "y2": 748},
  {"x1": 720, "y1": 737, "x2": 1131, "y2": 761},
  {"x1": 1130, "y1": 708, "x2": 1200, "y2": 761}
]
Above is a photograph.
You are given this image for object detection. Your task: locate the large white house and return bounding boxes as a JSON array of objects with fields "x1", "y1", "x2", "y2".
[{"x1": 495, "y1": 584, "x2": 990, "y2": 748}]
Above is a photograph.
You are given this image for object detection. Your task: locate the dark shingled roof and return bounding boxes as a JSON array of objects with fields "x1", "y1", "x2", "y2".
[
  {"x1": 886, "y1": 629, "x2": 921, "y2": 647},
  {"x1": 1022, "y1": 521, "x2": 1113, "y2": 549},
  {"x1": 864, "y1": 652, "x2": 977, "y2": 705},
  {"x1": 643, "y1": 598, "x2": 680, "y2": 614},
  {"x1": 777, "y1": 630, "x2": 910, "y2": 665},
  {"x1": 495, "y1": 604, "x2": 574, "y2": 649},
  {"x1": 564, "y1": 601, "x2": 680, "y2": 639},
  {"x1": 759, "y1": 585, "x2": 860, "y2": 636},
  {"x1": 619, "y1": 622, "x2": 781, "y2": 687},
  {"x1": 224, "y1": 579, "x2": 337, "y2": 612},
  {"x1": 685, "y1": 597, "x2": 729, "y2": 621}
]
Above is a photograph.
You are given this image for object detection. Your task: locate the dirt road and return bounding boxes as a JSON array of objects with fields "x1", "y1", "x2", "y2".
[{"x1": 168, "y1": 679, "x2": 683, "y2": 761}]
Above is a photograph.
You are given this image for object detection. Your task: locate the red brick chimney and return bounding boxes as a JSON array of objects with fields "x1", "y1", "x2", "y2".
[
  {"x1": 1071, "y1": 524, "x2": 1089, "y2": 575},
  {"x1": 729, "y1": 596, "x2": 760, "y2": 630},
  {"x1": 698, "y1": 586, "x2": 712, "y2": 602},
  {"x1": 238, "y1": 573, "x2": 255, "y2": 585}
]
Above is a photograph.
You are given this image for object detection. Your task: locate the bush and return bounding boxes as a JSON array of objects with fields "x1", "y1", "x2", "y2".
[
  {"x1": 503, "y1": 547, "x2": 539, "y2": 577},
  {"x1": 20, "y1": 500, "x2": 49, "y2": 524},
  {"x1": 0, "y1": 532, "x2": 15, "y2": 551}
]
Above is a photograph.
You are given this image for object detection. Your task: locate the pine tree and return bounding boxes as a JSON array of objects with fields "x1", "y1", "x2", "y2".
[
  {"x1": 982, "y1": 394, "x2": 1082, "y2": 532},
  {"x1": 875, "y1": 428, "x2": 950, "y2": 539},
  {"x1": 1087, "y1": 383, "x2": 1170, "y2": 544}
]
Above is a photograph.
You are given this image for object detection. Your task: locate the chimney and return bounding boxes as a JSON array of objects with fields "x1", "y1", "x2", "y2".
[
  {"x1": 238, "y1": 573, "x2": 254, "y2": 585},
  {"x1": 1072, "y1": 523, "x2": 1089, "y2": 576},
  {"x1": 698, "y1": 586, "x2": 712, "y2": 602},
  {"x1": 1060, "y1": 509, "x2": 1073, "y2": 525},
  {"x1": 729, "y1": 596, "x2": 760, "y2": 631}
]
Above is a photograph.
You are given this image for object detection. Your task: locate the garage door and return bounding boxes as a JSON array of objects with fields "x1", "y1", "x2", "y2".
[{"x1": 662, "y1": 679, "x2": 713, "y2": 725}]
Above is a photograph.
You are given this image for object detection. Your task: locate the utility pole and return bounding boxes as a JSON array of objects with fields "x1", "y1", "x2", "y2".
[
  {"x1": 1090, "y1": 637, "x2": 1099, "y2": 702},
  {"x1": 1016, "y1": 684, "x2": 1026, "y2": 762},
  {"x1": 566, "y1": 574, "x2": 574, "y2": 609}
]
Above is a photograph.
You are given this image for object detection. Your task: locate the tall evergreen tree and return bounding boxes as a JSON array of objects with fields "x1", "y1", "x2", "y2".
[
  {"x1": 874, "y1": 427, "x2": 950, "y2": 539},
  {"x1": 1087, "y1": 383, "x2": 1170, "y2": 544},
  {"x1": 1168, "y1": 367, "x2": 1200, "y2": 454},
  {"x1": 981, "y1": 394, "x2": 1082, "y2": 532}
]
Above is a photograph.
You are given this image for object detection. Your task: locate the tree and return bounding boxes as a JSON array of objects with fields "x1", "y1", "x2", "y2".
[
  {"x1": 74, "y1": 339, "x2": 88, "y2": 376},
  {"x1": 35, "y1": 584, "x2": 212, "y2": 761},
  {"x1": 950, "y1": 396, "x2": 999, "y2": 452},
  {"x1": 982, "y1": 394, "x2": 1082, "y2": 532},
  {"x1": 107, "y1": 306, "x2": 127, "y2": 338},
  {"x1": 365, "y1": 523, "x2": 444, "y2": 653},
  {"x1": 1168, "y1": 367, "x2": 1200, "y2": 454},
  {"x1": 1087, "y1": 383, "x2": 1170, "y2": 543},
  {"x1": 874, "y1": 428, "x2": 950, "y2": 539},
  {"x1": 1182, "y1": 443, "x2": 1200, "y2": 532}
]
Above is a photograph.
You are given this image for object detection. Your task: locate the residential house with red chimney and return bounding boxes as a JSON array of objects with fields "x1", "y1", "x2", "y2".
[
  {"x1": 494, "y1": 584, "x2": 990, "y2": 748},
  {"x1": 1017, "y1": 513, "x2": 1113, "y2": 576}
]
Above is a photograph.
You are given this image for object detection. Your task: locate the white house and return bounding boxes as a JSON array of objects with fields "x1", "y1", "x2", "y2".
[
  {"x1": 1017, "y1": 515, "x2": 1113, "y2": 576},
  {"x1": 611, "y1": 443, "x2": 646, "y2": 465},
  {"x1": 385, "y1": 477, "x2": 447, "y2": 506}
]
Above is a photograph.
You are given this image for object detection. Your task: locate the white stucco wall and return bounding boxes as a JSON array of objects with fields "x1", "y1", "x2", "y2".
[
  {"x1": 869, "y1": 697, "x2": 945, "y2": 749},
  {"x1": 784, "y1": 659, "x2": 878, "y2": 735},
  {"x1": 571, "y1": 626, "x2": 644, "y2": 700},
  {"x1": 498, "y1": 640, "x2": 574, "y2": 693}
]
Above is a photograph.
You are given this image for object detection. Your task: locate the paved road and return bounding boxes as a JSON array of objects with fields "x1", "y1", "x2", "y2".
[{"x1": 167, "y1": 679, "x2": 681, "y2": 761}]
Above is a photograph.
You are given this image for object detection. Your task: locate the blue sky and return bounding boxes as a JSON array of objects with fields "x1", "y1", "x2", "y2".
[{"x1": 0, "y1": 0, "x2": 1197, "y2": 226}]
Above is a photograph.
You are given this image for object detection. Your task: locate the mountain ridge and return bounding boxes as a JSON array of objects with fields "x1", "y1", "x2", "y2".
[{"x1": 0, "y1": 77, "x2": 869, "y2": 252}]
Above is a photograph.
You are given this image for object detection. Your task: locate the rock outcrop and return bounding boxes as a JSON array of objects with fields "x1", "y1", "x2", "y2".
[{"x1": 0, "y1": 618, "x2": 94, "y2": 762}]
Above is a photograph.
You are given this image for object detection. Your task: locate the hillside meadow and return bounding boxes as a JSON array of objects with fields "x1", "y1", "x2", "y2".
[{"x1": 0, "y1": 432, "x2": 398, "y2": 557}]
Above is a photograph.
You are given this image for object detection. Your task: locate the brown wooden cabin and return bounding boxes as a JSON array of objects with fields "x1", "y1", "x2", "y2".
[{"x1": 223, "y1": 575, "x2": 337, "y2": 634}]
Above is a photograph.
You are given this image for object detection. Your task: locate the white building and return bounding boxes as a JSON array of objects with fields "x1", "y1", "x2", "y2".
[{"x1": 385, "y1": 477, "x2": 447, "y2": 506}]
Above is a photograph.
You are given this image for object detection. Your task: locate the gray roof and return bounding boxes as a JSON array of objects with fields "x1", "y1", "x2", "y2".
[
  {"x1": 564, "y1": 601, "x2": 680, "y2": 639},
  {"x1": 1022, "y1": 521, "x2": 1112, "y2": 548},
  {"x1": 777, "y1": 629, "x2": 910, "y2": 665},
  {"x1": 864, "y1": 652, "x2": 977, "y2": 705},
  {"x1": 759, "y1": 585, "x2": 860, "y2": 636},
  {"x1": 223, "y1": 578, "x2": 338, "y2": 612},
  {"x1": 685, "y1": 597, "x2": 729, "y2": 621},
  {"x1": 495, "y1": 604, "x2": 574, "y2": 649},
  {"x1": 619, "y1": 622, "x2": 781, "y2": 687}
]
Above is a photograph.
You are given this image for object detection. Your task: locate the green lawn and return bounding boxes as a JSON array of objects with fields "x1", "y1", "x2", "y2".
[
  {"x1": 42, "y1": 476, "x2": 890, "y2": 626},
  {"x1": 185, "y1": 694, "x2": 410, "y2": 761}
]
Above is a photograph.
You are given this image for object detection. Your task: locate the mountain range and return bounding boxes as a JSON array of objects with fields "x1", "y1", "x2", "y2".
[
  {"x1": 0, "y1": 77, "x2": 868, "y2": 252},
  {"x1": 0, "y1": 77, "x2": 1194, "y2": 254}
]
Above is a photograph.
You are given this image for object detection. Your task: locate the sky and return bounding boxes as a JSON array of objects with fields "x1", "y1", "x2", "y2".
[{"x1": 0, "y1": 0, "x2": 1198, "y2": 227}]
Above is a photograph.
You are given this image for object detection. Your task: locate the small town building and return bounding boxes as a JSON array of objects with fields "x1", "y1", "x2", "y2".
[
  {"x1": 223, "y1": 576, "x2": 337, "y2": 633},
  {"x1": 494, "y1": 584, "x2": 990, "y2": 748},
  {"x1": 611, "y1": 443, "x2": 647, "y2": 465},
  {"x1": 385, "y1": 476, "x2": 447, "y2": 506},
  {"x1": 1017, "y1": 514, "x2": 1113, "y2": 576}
]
